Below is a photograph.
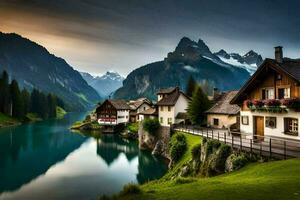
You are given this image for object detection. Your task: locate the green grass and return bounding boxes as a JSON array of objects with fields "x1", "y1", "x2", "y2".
[
  {"x1": 127, "y1": 122, "x2": 139, "y2": 133},
  {"x1": 162, "y1": 132, "x2": 201, "y2": 180},
  {"x1": 116, "y1": 132, "x2": 300, "y2": 200},
  {"x1": 0, "y1": 112, "x2": 21, "y2": 128},
  {"x1": 56, "y1": 106, "x2": 67, "y2": 118}
]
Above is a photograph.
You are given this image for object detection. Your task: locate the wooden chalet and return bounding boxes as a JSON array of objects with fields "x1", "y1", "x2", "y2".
[
  {"x1": 96, "y1": 99, "x2": 131, "y2": 126},
  {"x1": 231, "y1": 46, "x2": 300, "y2": 140}
]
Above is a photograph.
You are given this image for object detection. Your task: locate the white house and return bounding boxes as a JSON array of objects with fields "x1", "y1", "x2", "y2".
[
  {"x1": 156, "y1": 87, "x2": 191, "y2": 127},
  {"x1": 231, "y1": 46, "x2": 300, "y2": 140},
  {"x1": 96, "y1": 99, "x2": 131, "y2": 125},
  {"x1": 128, "y1": 98, "x2": 152, "y2": 122},
  {"x1": 206, "y1": 90, "x2": 240, "y2": 129}
]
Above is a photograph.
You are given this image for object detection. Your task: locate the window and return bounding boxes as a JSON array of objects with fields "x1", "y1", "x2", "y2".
[
  {"x1": 213, "y1": 118, "x2": 219, "y2": 126},
  {"x1": 266, "y1": 117, "x2": 276, "y2": 128},
  {"x1": 241, "y1": 116, "x2": 249, "y2": 125},
  {"x1": 118, "y1": 116, "x2": 125, "y2": 119},
  {"x1": 168, "y1": 118, "x2": 172, "y2": 125},
  {"x1": 144, "y1": 107, "x2": 146, "y2": 111},
  {"x1": 284, "y1": 118, "x2": 298, "y2": 135},
  {"x1": 262, "y1": 88, "x2": 274, "y2": 99},
  {"x1": 278, "y1": 88, "x2": 290, "y2": 99},
  {"x1": 160, "y1": 106, "x2": 164, "y2": 111},
  {"x1": 160, "y1": 117, "x2": 163, "y2": 123},
  {"x1": 168, "y1": 106, "x2": 171, "y2": 112}
]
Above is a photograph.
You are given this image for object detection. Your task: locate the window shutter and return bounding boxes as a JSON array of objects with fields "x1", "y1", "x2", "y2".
[{"x1": 262, "y1": 89, "x2": 266, "y2": 99}]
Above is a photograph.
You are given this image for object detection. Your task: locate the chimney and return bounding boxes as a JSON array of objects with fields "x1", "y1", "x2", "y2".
[
  {"x1": 275, "y1": 46, "x2": 283, "y2": 63},
  {"x1": 213, "y1": 88, "x2": 220, "y2": 101}
]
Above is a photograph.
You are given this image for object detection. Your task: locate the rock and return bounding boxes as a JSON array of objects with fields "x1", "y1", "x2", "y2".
[
  {"x1": 179, "y1": 165, "x2": 191, "y2": 177},
  {"x1": 152, "y1": 140, "x2": 165, "y2": 156}
]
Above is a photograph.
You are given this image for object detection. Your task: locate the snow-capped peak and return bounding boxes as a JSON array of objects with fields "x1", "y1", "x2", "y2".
[{"x1": 214, "y1": 49, "x2": 263, "y2": 75}]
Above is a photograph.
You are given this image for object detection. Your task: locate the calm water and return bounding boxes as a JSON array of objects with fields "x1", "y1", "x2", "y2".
[{"x1": 0, "y1": 113, "x2": 168, "y2": 200}]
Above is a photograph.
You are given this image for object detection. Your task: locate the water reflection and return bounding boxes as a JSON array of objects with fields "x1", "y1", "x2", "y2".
[{"x1": 0, "y1": 113, "x2": 167, "y2": 200}]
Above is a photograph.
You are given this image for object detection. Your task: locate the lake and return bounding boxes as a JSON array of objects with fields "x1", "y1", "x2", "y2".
[{"x1": 0, "y1": 112, "x2": 168, "y2": 200}]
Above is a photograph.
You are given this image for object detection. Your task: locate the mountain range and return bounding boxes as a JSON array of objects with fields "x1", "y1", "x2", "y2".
[
  {"x1": 0, "y1": 32, "x2": 100, "y2": 111},
  {"x1": 114, "y1": 37, "x2": 263, "y2": 100},
  {"x1": 80, "y1": 71, "x2": 124, "y2": 97}
]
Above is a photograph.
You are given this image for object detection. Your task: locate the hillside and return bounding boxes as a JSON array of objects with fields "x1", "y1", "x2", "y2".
[
  {"x1": 117, "y1": 134, "x2": 300, "y2": 200},
  {"x1": 0, "y1": 32, "x2": 101, "y2": 111},
  {"x1": 114, "y1": 37, "x2": 252, "y2": 100}
]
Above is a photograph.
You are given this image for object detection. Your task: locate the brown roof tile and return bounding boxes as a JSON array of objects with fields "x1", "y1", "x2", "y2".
[{"x1": 206, "y1": 91, "x2": 240, "y2": 115}]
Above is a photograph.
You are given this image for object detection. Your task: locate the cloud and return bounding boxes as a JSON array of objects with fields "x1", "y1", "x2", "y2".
[{"x1": 0, "y1": 0, "x2": 300, "y2": 75}]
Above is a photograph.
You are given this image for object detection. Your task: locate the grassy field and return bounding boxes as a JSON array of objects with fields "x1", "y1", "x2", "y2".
[
  {"x1": 0, "y1": 112, "x2": 21, "y2": 128},
  {"x1": 117, "y1": 133, "x2": 300, "y2": 200}
]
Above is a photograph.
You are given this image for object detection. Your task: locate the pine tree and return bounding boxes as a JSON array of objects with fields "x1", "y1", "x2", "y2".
[
  {"x1": 10, "y1": 80, "x2": 23, "y2": 118},
  {"x1": 0, "y1": 71, "x2": 11, "y2": 115},
  {"x1": 187, "y1": 85, "x2": 211, "y2": 125},
  {"x1": 186, "y1": 76, "x2": 197, "y2": 97},
  {"x1": 47, "y1": 94, "x2": 57, "y2": 118},
  {"x1": 21, "y1": 89, "x2": 31, "y2": 115}
]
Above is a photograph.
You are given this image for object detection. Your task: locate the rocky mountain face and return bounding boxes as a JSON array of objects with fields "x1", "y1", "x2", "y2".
[
  {"x1": 114, "y1": 37, "x2": 253, "y2": 100},
  {"x1": 214, "y1": 49, "x2": 263, "y2": 74},
  {"x1": 0, "y1": 32, "x2": 100, "y2": 111},
  {"x1": 81, "y1": 71, "x2": 124, "y2": 97}
]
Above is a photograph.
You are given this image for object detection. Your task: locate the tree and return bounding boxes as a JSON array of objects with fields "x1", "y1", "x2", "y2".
[
  {"x1": 187, "y1": 85, "x2": 211, "y2": 125},
  {"x1": 0, "y1": 71, "x2": 11, "y2": 115},
  {"x1": 21, "y1": 89, "x2": 31, "y2": 115},
  {"x1": 186, "y1": 76, "x2": 197, "y2": 97},
  {"x1": 10, "y1": 80, "x2": 23, "y2": 118},
  {"x1": 47, "y1": 94, "x2": 57, "y2": 118}
]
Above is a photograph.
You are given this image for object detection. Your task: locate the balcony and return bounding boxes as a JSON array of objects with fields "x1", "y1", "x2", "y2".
[{"x1": 245, "y1": 98, "x2": 300, "y2": 113}]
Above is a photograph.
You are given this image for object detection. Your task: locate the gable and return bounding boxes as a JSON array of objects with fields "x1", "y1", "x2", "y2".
[{"x1": 231, "y1": 59, "x2": 300, "y2": 104}]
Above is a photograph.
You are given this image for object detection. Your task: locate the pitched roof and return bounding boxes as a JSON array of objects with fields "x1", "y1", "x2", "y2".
[
  {"x1": 139, "y1": 107, "x2": 158, "y2": 115},
  {"x1": 156, "y1": 88, "x2": 190, "y2": 106},
  {"x1": 128, "y1": 98, "x2": 152, "y2": 110},
  {"x1": 157, "y1": 87, "x2": 177, "y2": 94},
  {"x1": 176, "y1": 112, "x2": 189, "y2": 119},
  {"x1": 231, "y1": 58, "x2": 300, "y2": 104},
  {"x1": 206, "y1": 91, "x2": 240, "y2": 115},
  {"x1": 108, "y1": 99, "x2": 131, "y2": 110}
]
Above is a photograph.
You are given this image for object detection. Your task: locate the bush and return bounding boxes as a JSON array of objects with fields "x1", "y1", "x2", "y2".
[
  {"x1": 231, "y1": 154, "x2": 248, "y2": 170},
  {"x1": 206, "y1": 139, "x2": 221, "y2": 156},
  {"x1": 191, "y1": 143, "x2": 201, "y2": 160},
  {"x1": 143, "y1": 118, "x2": 160, "y2": 135},
  {"x1": 119, "y1": 183, "x2": 141, "y2": 196},
  {"x1": 169, "y1": 133, "x2": 187, "y2": 162},
  {"x1": 127, "y1": 122, "x2": 139, "y2": 133}
]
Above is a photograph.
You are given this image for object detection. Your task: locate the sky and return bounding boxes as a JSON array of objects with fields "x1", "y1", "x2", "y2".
[{"x1": 0, "y1": 0, "x2": 300, "y2": 77}]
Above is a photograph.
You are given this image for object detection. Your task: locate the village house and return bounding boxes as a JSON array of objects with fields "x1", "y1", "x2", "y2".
[
  {"x1": 206, "y1": 90, "x2": 240, "y2": 129},
  {"x1": 231, "y1": 46, "x2": 300, "y2": 140},
  {"x1": 138, "y1": 107, "x2": 158, "y2": 121},
  {"x1": 156, "y1": 87, "x2": 191, "y2": 127},
  {"x1": 96, "y1": 99, "x2": 131, "y2": 125},
  {"x1": 128, "y1": 98, "x2": 152, "y2": 122}
]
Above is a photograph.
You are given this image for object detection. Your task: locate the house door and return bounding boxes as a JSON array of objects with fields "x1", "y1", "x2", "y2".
[{"x1": 254, "y1": 116, "x2": 264, "y2": 141}]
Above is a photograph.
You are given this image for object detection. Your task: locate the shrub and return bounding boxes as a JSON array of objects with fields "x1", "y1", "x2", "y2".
[
  {"x1": 119, "y1": 183, "x2": 141, "y2": 196},
  {"x1": 206, "y1": 139, "x2": 221, "y2": 156},
  {"x1": 127, "y1": 122, "x2": 139, "y2": 133},
  {"x1": 169, "y1": 133, "x2": 187, "y2": 162},
  {"x1": 191, "y1": 143, "x2": 201, "y2": 160},
  {"x1": 143, "y1": 118, "x2": 160, "y2": 135},
  {"x1": 231, "y1": 154, "x2": 248, "y2": 170}
]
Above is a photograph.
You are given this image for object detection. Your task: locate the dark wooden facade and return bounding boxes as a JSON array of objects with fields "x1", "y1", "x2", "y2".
[{"x1": 96, "y1": 100, "x2": 117, "y2": 124}]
